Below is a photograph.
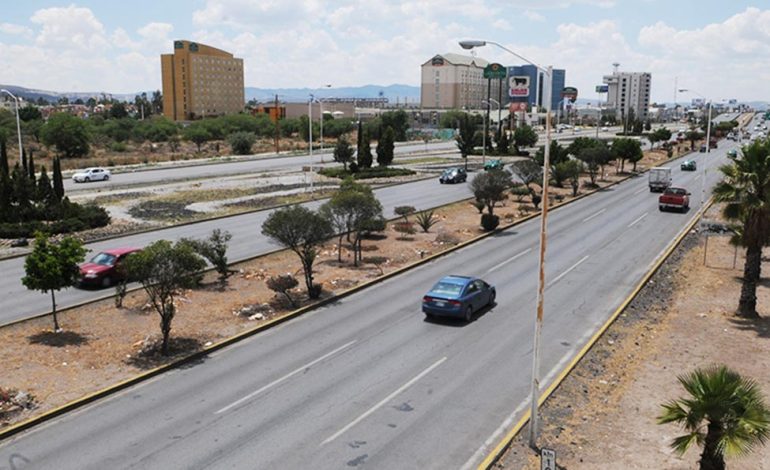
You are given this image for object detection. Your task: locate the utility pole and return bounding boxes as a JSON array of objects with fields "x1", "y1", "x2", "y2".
[{"x1": 274, "y1": 94, "x2": 280, "y2": 154}]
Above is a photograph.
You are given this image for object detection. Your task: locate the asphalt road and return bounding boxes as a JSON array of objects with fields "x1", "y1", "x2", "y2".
[
  {"x1": 0, "y1": 176, "x2": 474, "y2": 325},
  {"x1": 0, "y1": 138, "x2": 738, "y2": 468},
  {"x1": 63, "y1": 140, "x2": 460, "y2": 194}
]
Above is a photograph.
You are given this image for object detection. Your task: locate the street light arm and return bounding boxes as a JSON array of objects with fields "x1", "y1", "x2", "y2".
[{"x1": 459, "y1": 40, "x2": 547, "y2": 75}]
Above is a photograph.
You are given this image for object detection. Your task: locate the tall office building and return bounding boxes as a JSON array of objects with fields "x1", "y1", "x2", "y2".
[
  {"x1": 420, "y1": 53, "x2": 502, "y2": 110},
  {"x1": 161, "y1": 40, "x2": 245, "y2": 121},
  {"x1": 602, "y1": 70, "x2": 651, "y2": 121},
  {"x1": 506, "y1": 65, "x2": 566, "y2": 111}
]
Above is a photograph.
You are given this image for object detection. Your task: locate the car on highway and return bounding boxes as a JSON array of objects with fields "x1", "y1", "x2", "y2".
[
  {"x1": 727, "y1": 149, "x2": 738, "y2": 158},
  {"x1": 658, "y1": 187, "x2": 690, "y2": 212},
  {"x1": 72, "y1": 167, "x2": 111, "y2": 183},
  {"x1": 484, "y1": 159, "x2": 503, "y2": 171},
  {"x1": 680, "y1": 160, "x2": 696, "y2": 171},
  {"x1": 601, "y1": 126, "x2": 609, "y2": 132},
  {"x1": 439, "y1": 167, "x2": 467, "y2": 184},
  {"x1": 422, "y1": 275, "x2": 495, "y2": 321},
  {"x1": 78, "y1": 247, "x2": 141, "y2": 288}
]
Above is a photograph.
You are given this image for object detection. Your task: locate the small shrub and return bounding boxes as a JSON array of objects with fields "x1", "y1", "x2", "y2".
[
  {"x1": 472, "y1": 199, "x2": 485, "y2": 214},
  {"x1": 348, "y1": 161, "x2": 359, "y2": 173},
  {"x1": 394, "y1": 206, "x2": 416, "y2": 222},
  {"x1": 481, "y1": 214, "x2": 500, "y2": 231},
  {"x1": 435, "y1": 230, "x2": 460, "y2": 245},
  {"x1": 393, "y1": 221, "x2": 416, "y2": 239},
  {"x1": 365, "y1": 256, "x2": 389, "y2": 275},
  {"x1": 510, "y1": 184, "x2": 530, "y2": 203},
  {"x1": 318, "y1": 167, "x2": 415, "y2": 180},
  {"x1": 109, "y1": 142, "x2": 127, "y2": 152},
  {"x1": 266, "y1": 274, "x2": 299, "y2": 308},
  {"x1": 415, "y1": 210, "x2": 439, "y2": 233}
]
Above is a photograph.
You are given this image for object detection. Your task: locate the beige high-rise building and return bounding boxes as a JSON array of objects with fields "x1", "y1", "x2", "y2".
[
  {"x1": 420, "y1": 53, "x2": 500, "y2": 110},
  {"x1": 603, "y1": 70, "x2": 651, "y2": 121},
  {"x1": 161, "y1": 40, "x2": 245, "y2": 121}
]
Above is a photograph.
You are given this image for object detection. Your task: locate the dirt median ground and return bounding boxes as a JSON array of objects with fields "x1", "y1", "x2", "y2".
[{"x1": 495, "y1": 203, "x2": 770, "y2": 469}]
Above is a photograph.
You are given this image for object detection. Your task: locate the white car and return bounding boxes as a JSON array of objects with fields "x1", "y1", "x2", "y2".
[{"x1": 72, "y1": 167, "x2": 111, "y2": 183}]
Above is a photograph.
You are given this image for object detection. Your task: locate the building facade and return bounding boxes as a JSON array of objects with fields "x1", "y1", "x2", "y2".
[
  {"x1": 602, "y1": 71, "x2": 651, "y2": 121},
  {"x1": 506, "y1": 65, "x2": 566, "y2": 111},
  {"x1": 420, "y1": 53, "x2": 502, "y2": 110},
  {"x1": 161, "y1": 40, "x2": 245, "y2": 121}
]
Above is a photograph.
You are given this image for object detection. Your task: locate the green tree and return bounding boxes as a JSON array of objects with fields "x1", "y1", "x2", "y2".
[
  {"x1": 52, "y1": 157, "x2": 64, "y2": 202},
  {"x1": 18, "y1": 105, "x2": 42, "y2": 122},
  {"x1": 512, "y1": 125, "x2": 538, "y2": 155},
  {"x1": 455, "y1": 114, "x2": 476, "y2": 171},
  {"x1": 712, "y1": 140, "x2": 770, "y2": 318},
  {"x1": 227, "y1": 131, "x2": 256, "y2": 155},
  {"x1": 686, "y1": 129, "x2": 705, "y2": 151},
  {"x1": 41, "y1": 113, "x2": 91, "y2": 158},
  {"x1": 496, "y1": 129, "x2": 509, "y2": 155},
  {"x1": 469, "y1": 169, "x2": 511, "y2": 217},
  {"x1": 376, "y1": 126, "x2": 395, "y2": 167},
  {"x1": 333, "y1": 135, "x2": 354, "y2": 171},
  {"x1": 379, "y1": 110, "x2": 410, "y2": 141},
  {"x1": 658, "y1": 365, "x2": 770, "y2": 470},
  {"x1": 261, "y1": 205, "x2": 333, "y2": 298},
  {"x1": 0, "y1": 139, "x2": 8, "y2": 176},
  {"x1": 22, "y1": 233, "x2": 86, "y2": 331},
  {"x1": 576, "y1": 144, "x2": 611, "y2": 185},
  {"x1": 183, "y1": 123, "x2": 212, "y2": 152},
  {"x1": 534, "y1": 140, "x2": 569, "y2": 166},
  {"x1": 124, "y1": 240, "x2": 206, "y2": 355},
  {"x1": 109, "y1": 102, "x2": 129, "y2": 119},
  {"x1": 357, "y1": 130, "x2": 373, "y2": 169},
  {"x1": 612, "y1": 137, "x2": 643, "y2": 172},
  {"x1": 36, "y1": 165, "x2": 54, "y2": 205},
  {"x1": 181, "y1": 229, "x2": 233, "y2": 285}
]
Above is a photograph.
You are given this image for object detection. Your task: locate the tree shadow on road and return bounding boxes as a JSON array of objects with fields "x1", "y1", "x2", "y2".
[{"x1": 28, "y1": 331, "x2": 89, "y2": 347}]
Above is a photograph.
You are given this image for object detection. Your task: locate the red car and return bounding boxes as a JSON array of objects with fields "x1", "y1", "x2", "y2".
[{"x1": 78, "y1": 247, "x2": 141, "y2": 287}]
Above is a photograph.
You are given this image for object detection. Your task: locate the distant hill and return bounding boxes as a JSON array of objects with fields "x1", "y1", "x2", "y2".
[
  {"x1": 1, "y1": 83, "x2": 421, "y2": 106},
  {"x1": 245, "y1": 84, "x2": 421, "y2": 104}
]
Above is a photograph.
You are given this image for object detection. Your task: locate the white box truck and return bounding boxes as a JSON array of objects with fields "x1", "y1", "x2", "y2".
[{"x1": 649, "y1": 167, "x2": 672, "y2": 192}]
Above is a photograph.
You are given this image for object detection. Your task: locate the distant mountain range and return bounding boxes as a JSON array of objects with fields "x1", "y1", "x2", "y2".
[
  {"x1": 2, "y1": 83, "x2": 766, "y2": 110},
  {"x1": 0, "y1": 84, "x2": 422, "y2": 105}
]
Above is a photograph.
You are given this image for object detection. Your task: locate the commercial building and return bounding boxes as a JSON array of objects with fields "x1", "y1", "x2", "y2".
[
  {"x1": 602, "y1": 70, "x2": 651, "y2": 121},
  {"x1": 506, "y1": 65, "x2": 566, "y2": 111},
  {"x1": 161, "y1": 40, "x2": 245, "y2": 121},
  {"x1": 420, "y1": 53, "x2": 502, "y2": 110}
]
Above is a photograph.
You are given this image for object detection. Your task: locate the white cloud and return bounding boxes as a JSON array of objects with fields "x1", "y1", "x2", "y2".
[
  {"x1": 523, "y1": 10, "x2": 546, "y2": 22},
  {"x1": 0, "y1": 22, "x2": 33, "y2": 36},
  {"x1": 31, "y1": 5, "x2": 109, "y2": 52}
]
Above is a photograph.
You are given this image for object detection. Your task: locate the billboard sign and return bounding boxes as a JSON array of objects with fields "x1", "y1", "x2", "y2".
[
  {"x1": 692, "y1": 98, "x2": 705, "y2": 106},
  {"x1": 509, "y1": 76, "x2": 530, "y2": 98},
  {"x1": 510, "y1": 102, "x2": 528, "y2": 112},
  {"x1": 562, "y1": 86, "x2": 578, "y2": 102},
  {"x1": 595, "y1": 85, "x2": 609, "y2": 93},
  {"x1": 484, "y1": 63, "x2": 507, "y2": 80}
]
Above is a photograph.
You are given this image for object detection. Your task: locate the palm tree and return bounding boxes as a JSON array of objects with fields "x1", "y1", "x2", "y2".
[
  {"x1": 712, "y1": 140, "x2": 770, "y2": 318},
  {"x1": 658, "y1": 365, "x2": 770, "y2": 470}
]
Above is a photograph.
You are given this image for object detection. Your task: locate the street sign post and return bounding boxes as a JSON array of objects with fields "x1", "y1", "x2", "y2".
[
  {"x1": 509, "y1": 75, "x2": 530, "y2": 98},
  {"x1": 541, "y1": 448, "x2": 556, "y2": 470}
]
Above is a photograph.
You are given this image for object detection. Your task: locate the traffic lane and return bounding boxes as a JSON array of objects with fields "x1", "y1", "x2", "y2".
[
  {"x1": 62, "y1": 141, "x2": 459, "y2": 194},
  {"x1": 0, "y1": 176, "x2": 473, "y2": 324},
  {"x1": 0, "y1": 159, "x2": 709, "y2": 469}
]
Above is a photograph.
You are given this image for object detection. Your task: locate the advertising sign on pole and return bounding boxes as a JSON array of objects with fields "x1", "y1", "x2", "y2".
[
  {"x1": 509, "y1": 76, "x2": 530, "y2": 98},
  {"x1": 595, "y1": 85, "x2": 609, "y2": 93},
  {"x1": 484, "y1": 63, "x2": 507, "y2": 80},
  {"x1": 509, "y1": 102, "x2": 528, "y2": 112},
  {"x1": 561, "y1": 87, "x2": 578, "y2": 102}
]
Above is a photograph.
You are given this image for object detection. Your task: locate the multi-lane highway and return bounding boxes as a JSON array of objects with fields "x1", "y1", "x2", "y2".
[
  {"x1": 0, "y1": 135, "x2": 738, "y2": 468},
  {"x1": 0, "y1": 177, "x2": 474, "y2": 325}
]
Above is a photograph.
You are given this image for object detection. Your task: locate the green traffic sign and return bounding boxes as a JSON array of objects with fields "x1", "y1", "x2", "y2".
[{"x1": 484, "y1": 63, "x2": 507, "y2": 80}]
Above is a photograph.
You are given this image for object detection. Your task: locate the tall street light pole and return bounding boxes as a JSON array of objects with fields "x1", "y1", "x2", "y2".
[
  {"x1": 460, "y1": 39, "x2": 553, "y2": 449},
  {"x1": 1, "y1": 89, "x2": 23, "y2": 166},
  {"x1": 679, "y1": 88, "x2": 711, "y2": 208},
  {"x1": 318, "y1": 84, "x2": 331, "y2": 163},
  {"x1": 482, "y1": 98, "x2": 501, "y2": 165},
  {"x1": 308, "y1": 93, "x2": 314, "y2": 193}
]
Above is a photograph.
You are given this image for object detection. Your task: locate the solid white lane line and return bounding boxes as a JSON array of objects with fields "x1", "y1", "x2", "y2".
[
  {"x1": 627, "y1": 212, "x2": 648, "y2": 228},
  {"x1": 321, "y1": 356, "x2": 448, "y2": 445},
  {"x1": 694, "y1": 174, "x2": 702, "y2": 181},
  {"x1": 487, "y1": 248, "x2": 532, "y2": 273},
  {"x1": 547, "y1": 255, "x2": 589, "y2": 288},
  {"x1": 633, "y1": 187, "x2": 648, "y2": 195},
  {"x1": 216, "y1": 340, "x2": 358, "y2": 414},
  {"x1": 581, "y1": 208, "x2": 606, "y2": 223}
]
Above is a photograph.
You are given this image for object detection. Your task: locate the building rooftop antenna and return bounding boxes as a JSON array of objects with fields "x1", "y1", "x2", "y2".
[{"x1": 612, "y1": 62, "x2": 620, "y2": 74}]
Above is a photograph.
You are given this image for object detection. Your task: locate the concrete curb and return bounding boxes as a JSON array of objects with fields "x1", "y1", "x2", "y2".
[
  {"x1": 477, "y1": 197, "x2": 715, "y2": 470},
  {"x1": 0, "y1": 154, "x2": 686, "y2": 441}
]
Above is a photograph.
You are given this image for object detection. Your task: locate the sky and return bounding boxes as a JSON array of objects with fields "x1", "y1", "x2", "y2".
[{"x1": 1, "y1": 1, "x2": 769, "y2": 103}]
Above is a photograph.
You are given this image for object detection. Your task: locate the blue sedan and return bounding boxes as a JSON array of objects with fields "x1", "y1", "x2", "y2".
[{"x1": 422, "y1": 275, "x2": 496, "y2": 322}]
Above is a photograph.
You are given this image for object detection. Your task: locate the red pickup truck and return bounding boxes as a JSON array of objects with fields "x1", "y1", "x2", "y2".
[{"x1": 659, "y1": 187, "x2": 690, "y2": 212}]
